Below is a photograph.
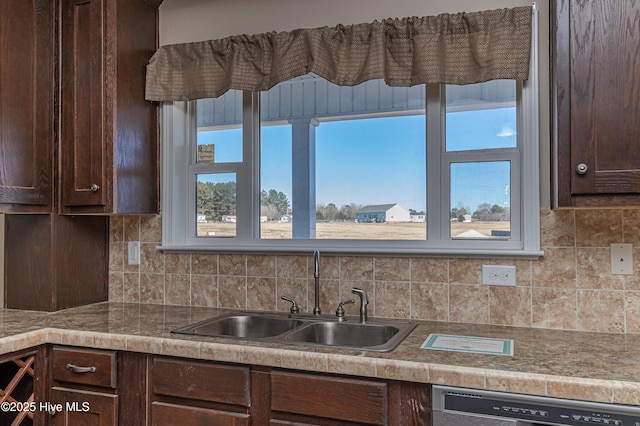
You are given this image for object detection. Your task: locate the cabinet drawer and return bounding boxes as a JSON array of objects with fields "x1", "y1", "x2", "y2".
[
  {"x1": 151, "y1": 402, "x2": 249, "y2": 426},
  {"x1": 152, "y1": 357, "x2": 250, "y2": 407},
  {"x1": 52, "y1": 346, "x2": 116, "y2": 389},
  {"x1": 271, "y1": 371, "x2": 387, "y2": 425}
]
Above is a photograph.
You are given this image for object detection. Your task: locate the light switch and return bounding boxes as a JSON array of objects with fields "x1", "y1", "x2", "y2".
[
  {"x1": 128, "y1": 241, "x2": 140, "y2": 265},
  {"x1": 611, "y1": 243, "x2": 633, "y2": 275}
]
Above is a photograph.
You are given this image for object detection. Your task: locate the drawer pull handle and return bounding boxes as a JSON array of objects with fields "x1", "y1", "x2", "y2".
[{"x1": 66, "y1": 363, "x2": 96, "y2": 373}]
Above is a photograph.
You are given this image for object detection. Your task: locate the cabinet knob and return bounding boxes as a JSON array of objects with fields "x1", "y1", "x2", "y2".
[
  {"x1": 90, "y1": 183, "x2": 100, "y2": 192},
  {"x1": 576, "y1": 163, "x2": 588, "y2": 175}
]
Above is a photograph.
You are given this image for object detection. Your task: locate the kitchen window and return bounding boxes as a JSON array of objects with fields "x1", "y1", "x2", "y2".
[{"x1": 153, "y1": 6, "x2": 540, "y2": 256}]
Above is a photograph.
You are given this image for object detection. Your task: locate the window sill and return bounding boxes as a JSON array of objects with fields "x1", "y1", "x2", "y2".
[{"x1": 157, "y1": 243, "x2": 544, "y2": 259}]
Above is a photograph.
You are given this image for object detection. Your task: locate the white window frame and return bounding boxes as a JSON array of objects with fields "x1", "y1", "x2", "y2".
[{"x1": 160, "y1": 8, "x2": 541, "y2": 258}]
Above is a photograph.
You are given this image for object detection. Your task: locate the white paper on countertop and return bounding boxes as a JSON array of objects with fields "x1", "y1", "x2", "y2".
[{"x1": 421, "y1": 333, "x2": 514, "y2": 356}]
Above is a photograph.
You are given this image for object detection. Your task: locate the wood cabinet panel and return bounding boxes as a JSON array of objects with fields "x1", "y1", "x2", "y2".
[
  {"x1": 152, "y1": 357, "x2": 250, "y2": 406},
  {"x1": 59, "y1": 0, "x2": 159, "y2": 214},
  {"x1": 0, "y1": 0, "x2": 54, "y2": 212},
  {"x1": 270, "y1": 370, "x2": 387, "y2": 425},
  {"x1": 151, "y1": 402, "x2": 250, "y2": 426},
  {"x1": 553, "y1": 0, "x2": 640, "y2": 206},
  {"x1": 50, "y1": 387, "x2": 117, "y2": 426}
]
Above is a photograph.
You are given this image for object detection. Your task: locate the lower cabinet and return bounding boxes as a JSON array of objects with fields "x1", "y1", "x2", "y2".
[
  {"x1": 40, "y1": 347, "x2": 432, "y2": 425},
  {"x1": 46, "y1": 346, "x2": 146, "y2": 426},
  {"x1": 0, "y1": 347, "x2": 44, "y2": 426},
  {"x1": 149, "y1": 356, "x2": 432, "y2": 426}
]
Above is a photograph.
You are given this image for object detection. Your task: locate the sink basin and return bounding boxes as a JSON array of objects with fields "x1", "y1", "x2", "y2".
[
  {"x1": 285, "y1": 321, "x2": 402, "y2": 349},
  {"x1": 172, "y1": 313, "x2": 304, "y2": 339},
  {"x1": 172, "y1": 311, "x2": 417, "y2": 352}
]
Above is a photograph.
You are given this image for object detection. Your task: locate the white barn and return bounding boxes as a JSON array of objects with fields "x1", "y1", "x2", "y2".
[{"x1": 356, "y1": 204, "x2": 410, "y2": 223}]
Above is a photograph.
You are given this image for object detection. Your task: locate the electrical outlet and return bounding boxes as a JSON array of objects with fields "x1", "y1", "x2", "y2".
[
  {"x1": 611, "y1": 243, "x2": 633, "y2": 275},
  {"x1": 482, "y1": 265, "x2": 516, "y2": 286},
  {"x1": 128, "y1": 241, "x2": 140, "y2": 265}
]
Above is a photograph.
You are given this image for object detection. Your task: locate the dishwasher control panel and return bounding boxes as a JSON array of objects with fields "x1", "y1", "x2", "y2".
[{"x1": 433, "y1": 386, "x2": 640, "y2": 426}]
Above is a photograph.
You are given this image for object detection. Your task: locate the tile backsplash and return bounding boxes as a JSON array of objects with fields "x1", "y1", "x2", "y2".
[{"x1": 108, "y1": 209, "x2": 640, "y2": 334}]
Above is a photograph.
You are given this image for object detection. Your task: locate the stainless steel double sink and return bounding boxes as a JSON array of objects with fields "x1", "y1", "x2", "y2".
[{"x1": 172, "y1": 311, "x2": 417, "y2": 352}]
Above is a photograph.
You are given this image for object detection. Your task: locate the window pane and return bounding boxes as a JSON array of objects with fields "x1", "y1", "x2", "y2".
[
  {"x1": 196, "y1": 90, "x2": 243, "y2": 163},
  {"x1": 259, "y1": 75, "x2": 426, "y2": 240},
  {"x1": 446, "y1": 80, "x2": 516, "y2": 152},
  {"x1": 450, "y1": 162, "x2": 510, "y2": 239},
  {"x1": 260, "y1": 124, "x2": 293, "y2": 239},
  {"x1": 196, "y1": 173, "x2": 236, "y2": 237}
]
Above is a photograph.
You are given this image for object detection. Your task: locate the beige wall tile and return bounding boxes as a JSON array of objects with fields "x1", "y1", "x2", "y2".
[
  {"x1": 219, "y1": 276, "x2": 246, "y2": 309},
  {"x1": 623, "y1": 209, "x2": 640, "y2": 245},
  {"x1": 449, "y1": 258, "x2": 483, "y2": 284},
  {"x1": 165, "y1": 274, "x2": 190, "y2": 306},
  {"x1": 411, "y1": 258, "x2": 448, "y2": 283},
  {"x1": 140, "y1": 214, "x2": 162, "y2": 243},
  {"x1": 219, "y1": 254, "x2": 247, "y2": 276},
  {"x1": 577, "y1": 290, "x2": 625, "y2": 333},
  {"x1": 247, "y1": 277, "x2": 276, "y2": 311},
  {"x1": 109, "y1": 272, "x2": 124, "y2": 302},
  {"x1": 165, "y1": 253, "x2": 190, "y2": 274},
  {"x1": 575, "y1": 209, "x2": 623, "y2": 247},
  {"x1": 374, "y1": 257, "x2": 410, "y2": 281},
  {"x1": 449, "y1": 285, "x2": 489, "y2": 324},
  {"x1": 141, "y1": 242, "x2": 165, "y2": 274},
  {"x1": 411, "y1": 282, "x2": 449, "y2": 322},
  {"x1": 140, "y1": 273, "x2": 165, "y2": 305},
  {"x1": 123, "y1": 216, "x2": 140, "y2": 242},
  {"x1": 109, "y1": 242, "x2": 124, "y2": 272},
  {"x1": 489, "y1": 286, "x2": 532, "y2": 327},
  {"x1": 577, "y1": 248, "x2": 624, "y2": 290},
  {"x1": 626, "y1": 291, "x2": 640, "y2": 334},
  {"x1": 532, "y1": 288, "x2": 577, "y2": 330},
  {"x1": 340, "y1": 256, "x2": 373, "y2": 281},
  {"x1": 110, "y1": 216, "x2": 124, "y2": 242},
  {"x1": 123, "y1": 272, "x2": 140, "y2": 303},
  {"x1": 247, "y1": 255, "x2": 276, "y2": 277},
  {"x1": 532, "y1": 247, "x2": 576, "y2": 288},
  {"x1": 319, "y1": 255, "x2": 340, "y2": 280},
  {"x1": 277, "y1": 255, "x2": 308, "y2": 279},
  {"x1": 191, "y1": 274, "x2": 217, "y2": 307},
  {"x1": 375, "y1": 281, "x2": 410, "y2": 319},
  {"x1": 192, "y1": 254, "x2": 217, "y2": 275},
  {"x1": 540, "y1": 208, "x2": 575, "y2": 247}
]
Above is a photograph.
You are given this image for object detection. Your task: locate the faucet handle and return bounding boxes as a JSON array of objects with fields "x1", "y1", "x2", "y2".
[
  {"x1": 335, "y1": 299, "x2": 355, "y2": 320},
  {"x1": 280, "y1": 295, "x2": 300, "y2": 314}
]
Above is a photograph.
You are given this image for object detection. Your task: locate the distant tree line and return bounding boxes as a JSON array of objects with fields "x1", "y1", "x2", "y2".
[{"x1": 197, "y1": 181, "x2": 509, "y2": 223}]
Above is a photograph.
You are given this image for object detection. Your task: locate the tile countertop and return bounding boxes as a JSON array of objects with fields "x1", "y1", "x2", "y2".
[{"x1": 2, "y1": 302, "x2": 640, "y2": 406}]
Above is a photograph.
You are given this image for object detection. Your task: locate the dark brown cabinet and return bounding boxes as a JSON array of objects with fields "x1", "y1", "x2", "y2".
[
  {"x1": 60, "y1": 0, "x2": 161, "y2": 214},
  {"x1": 553, "y1": 0, "x2": 640, "y2": 207},
  {"x1": 149, "y1": 356, "x2": 431, "y2": 426},
  {"x1": 150, "y1": 357, "x2": 252, "y2": 425},
  {"x1": 0, "y1": 0, "x2": 55, "y2": 213},
  {"x1": 47, "y1": 346, "x2": 147, "y2": 426},
  {"x1": 3, "y1": 0, "x2": 162, "y2": 311}
]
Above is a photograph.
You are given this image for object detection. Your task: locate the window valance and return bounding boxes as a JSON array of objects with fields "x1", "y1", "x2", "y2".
[{"x1": 145, "y1": 6, "x2": 532, "y2": 101}]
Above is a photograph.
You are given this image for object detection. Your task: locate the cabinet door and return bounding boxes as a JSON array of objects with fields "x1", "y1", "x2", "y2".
[
  {"x1": 0, "y1": 0, "x2": 54, "y2": 212},
  {"x1": 60, "y1": 0, "x2": 107, "y2": 209},
  {"x1": 50, "y1": 387, "x2": 117, "y2": 426},
  {"x1": 554, "y1": 0, "x2": 640, "y2": 206}
]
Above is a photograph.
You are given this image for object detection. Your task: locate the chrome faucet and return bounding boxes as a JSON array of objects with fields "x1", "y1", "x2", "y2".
[
  {"x1": 351, "y1": 287, "x2": 368, "y2": 323},
  {"x1": 313, "y1": 250, "x2": 321, "y2": 315}
]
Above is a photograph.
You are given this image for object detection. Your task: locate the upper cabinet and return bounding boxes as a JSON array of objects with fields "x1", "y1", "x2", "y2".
[
  {"x1": 0, "y1": 0, "x2": 55, "y2": 212},
  {"x1": 60, "y1": 0, "x2": 161, "y2": 214},
  {"x1": 553, "y1": 0, "x2": 640, "y2": 207}
]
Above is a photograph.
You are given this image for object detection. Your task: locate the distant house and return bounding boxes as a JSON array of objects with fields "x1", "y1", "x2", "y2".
[
  {"x1": 221, "y1": 215, "x2": 237, "y2": 223},
  {"x1": 197, "y1": 214, "x2": 207, "y2": 223},
  {"x1": 409, "y1": 211, "x2": 426, "y2": 222},
  {"x1": 356, "y1": 204, "x2": 410, "y2": 223}
]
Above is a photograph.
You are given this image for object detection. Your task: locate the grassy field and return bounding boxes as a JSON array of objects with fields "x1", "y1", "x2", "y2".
[{"x1": 197, "y1": 221, "x2": 510, "y2": 239}]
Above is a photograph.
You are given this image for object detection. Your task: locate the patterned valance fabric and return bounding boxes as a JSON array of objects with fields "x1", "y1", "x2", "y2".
[{"x1": 145, "y1": 6, "x2": 532, "y2": 101}]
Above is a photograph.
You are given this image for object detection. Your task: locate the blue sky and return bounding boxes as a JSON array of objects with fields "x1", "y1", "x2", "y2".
[{"x1": 198, "y1": 107, "x2": 516, "y2": 214}]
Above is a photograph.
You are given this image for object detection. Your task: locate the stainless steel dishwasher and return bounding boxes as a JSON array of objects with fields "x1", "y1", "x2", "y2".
[{"x1": 433, "y1": 385, "x2": 640, "y2": 426}]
